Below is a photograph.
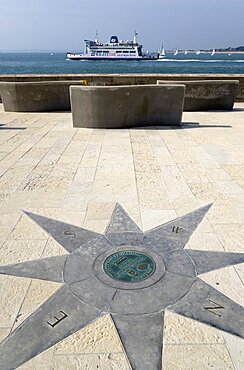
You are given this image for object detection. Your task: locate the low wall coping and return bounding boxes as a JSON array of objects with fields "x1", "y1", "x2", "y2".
[
  {"x1": 72, "y1": 83, "x2": 186, "y2": 90},
  {"x1": 157, "y1": 79, "x2": 239, "y2": 84},
  {"x1": 0, "y1": 80, "x2": 87, "y2": 86}
]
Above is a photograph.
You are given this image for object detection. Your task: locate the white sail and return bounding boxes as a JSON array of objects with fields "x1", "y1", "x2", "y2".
[
  {"x1": 196, "y1": 50, "x2": 201, "y2": 55},
  {"x1": 211, "y1": 48, "x2": 215, "y2": 56},
  {"x1": 174, "y1": 49, "x2": 178, "y2": 56},
  {"x1": 158, "y1": 43, "x2": 166, "y2": 59},
  {"x1": 184, "y1": 50, "x2": 188, "y2": 55}
]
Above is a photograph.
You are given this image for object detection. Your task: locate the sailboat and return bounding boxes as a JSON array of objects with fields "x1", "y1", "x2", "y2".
[
  {"x1": 174, "y1": 49, "x2": 178, "y2": 56},
  {"x1": 158, "y1": 44, "x2": 166, "y2": 59},
  {"x1": 184, "y1": 50, "x2": 188, "y2": 55},
  {"x1": 196, "y1": 50, "x2": 201, "y2": 55},
  {"x1": 211, "y1": 48, "x2": 215, "y2": 56}
]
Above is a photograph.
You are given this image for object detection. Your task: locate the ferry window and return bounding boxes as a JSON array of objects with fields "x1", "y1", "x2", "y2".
[
  {"x1": 91, "y1": 52, "x2": 95, "y2": 56},
  {"x1": 116, "y1": 51, "x2": 123, "y2": 53}
]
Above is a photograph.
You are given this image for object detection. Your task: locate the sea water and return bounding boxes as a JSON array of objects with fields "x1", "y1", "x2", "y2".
[{"x1": 0, "y1": 52, "x2": 244, "y2": 75}]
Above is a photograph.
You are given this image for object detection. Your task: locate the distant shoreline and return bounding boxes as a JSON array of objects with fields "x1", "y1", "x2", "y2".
[
  {"x1": 214, "y1": 51, "x2": 244, "y2": 54},
  {"x1": 166, "y1": 51, "x2": 244, "y2": 55}
]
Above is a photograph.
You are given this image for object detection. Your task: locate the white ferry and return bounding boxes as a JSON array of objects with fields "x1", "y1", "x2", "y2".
[{"x1": 66, "y1": 32, "x2": 158, "y2": 61}]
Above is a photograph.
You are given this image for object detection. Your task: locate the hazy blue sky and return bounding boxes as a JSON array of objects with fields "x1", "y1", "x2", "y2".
[{"x1": 0, "y1": 0, "x2": 243, "y2": 51}]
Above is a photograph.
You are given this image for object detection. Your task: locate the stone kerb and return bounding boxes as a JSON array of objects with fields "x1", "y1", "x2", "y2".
[
  {"x1": 70, "y1": 84, "x2": 186, "y2": 129},
  {"x1": 157, "y1": 79, "x2": 239, "y2": 111},
  {"x1": 0, "y1": 81, "x2": 87, "y2": 112}
]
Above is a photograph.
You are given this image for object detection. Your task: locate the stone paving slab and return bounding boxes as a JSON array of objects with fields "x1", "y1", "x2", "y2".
[{"x1": 0, "y1": 103, "x2": 244, "y2": 369}]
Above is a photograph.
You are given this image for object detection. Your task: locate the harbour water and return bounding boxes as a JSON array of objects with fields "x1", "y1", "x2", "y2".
[{"x1": 0, "y1": 52, "x2": 244, "y2": 75}]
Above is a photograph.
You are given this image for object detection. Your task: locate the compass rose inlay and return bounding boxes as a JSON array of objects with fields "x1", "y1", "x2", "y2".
[{"x1": 0, "y1": 203, "x2": 244, "y2": 369}]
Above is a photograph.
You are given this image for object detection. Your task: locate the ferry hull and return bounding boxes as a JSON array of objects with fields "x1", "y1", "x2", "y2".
[{"x1": 66, "y1": 54, "x2": 158, "y2": 61}]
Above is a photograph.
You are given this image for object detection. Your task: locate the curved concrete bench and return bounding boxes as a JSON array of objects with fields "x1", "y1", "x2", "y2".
[
  {"x1": 70, "y1": 84, "x2": 185, "y2": 128},
  {"x1": 157, "y1": 80, "x2": 239, "y2": 111},
  {"x1": 0, "y1": 81, "x2": 87, "y2": 112}
]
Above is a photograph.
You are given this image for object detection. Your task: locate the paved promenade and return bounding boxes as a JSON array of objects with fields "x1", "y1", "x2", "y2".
[{"x1": 0, "y1": 103, "x2": 243, "y2": 369}]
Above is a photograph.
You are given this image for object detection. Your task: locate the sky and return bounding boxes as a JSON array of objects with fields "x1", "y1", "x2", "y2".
[{"x1": 0, "y1": 0, "x2": 243, "y2": 51}]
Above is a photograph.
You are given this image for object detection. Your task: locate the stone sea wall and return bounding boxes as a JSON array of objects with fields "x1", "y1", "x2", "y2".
[{"x1": 0, "y1": 74, "x2": 243, "y2": 102}]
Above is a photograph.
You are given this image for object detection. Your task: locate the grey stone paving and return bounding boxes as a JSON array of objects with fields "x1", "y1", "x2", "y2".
[{"x1": 0, "y1": 203, "x2": 244, "y2": 369}]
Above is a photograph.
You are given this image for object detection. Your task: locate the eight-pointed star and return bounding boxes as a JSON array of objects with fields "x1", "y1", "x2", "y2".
[{"x1": 0, "y1": 203, "x2": 244, "y2": 370}]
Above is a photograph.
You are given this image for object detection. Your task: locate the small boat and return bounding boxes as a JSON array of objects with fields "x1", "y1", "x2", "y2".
[
  {"x1": 174, "y1": 49, "x2": 178, "y2": 56},
  {"x1": 211, "y1": 48, "x2": 215, "y2": 56},
  {"x1": 196, "y1": 50, "x2": 201, "y2": 55},
  {"x1": 184, "y1": 50, "x2": 188, "y2": 55},
  {"x1": 158, "y1": 44, "x2": 166, "y2": 59}
]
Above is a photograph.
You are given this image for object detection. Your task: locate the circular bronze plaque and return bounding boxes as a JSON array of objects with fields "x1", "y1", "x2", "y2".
[{"x1": 103, "y1": 250, "x2": 156, "y2": 283}]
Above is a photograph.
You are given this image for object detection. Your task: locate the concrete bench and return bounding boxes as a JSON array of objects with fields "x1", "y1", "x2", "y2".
[
  {"x1": 157, "y1": 80, "x2": 239, "y2": 111},
  {"x1": 0, "y1": 81, "x2": 87, "y2": 112},
  {"x1": 70, "y1": 84, "x2": 186, "y2": 129}
]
